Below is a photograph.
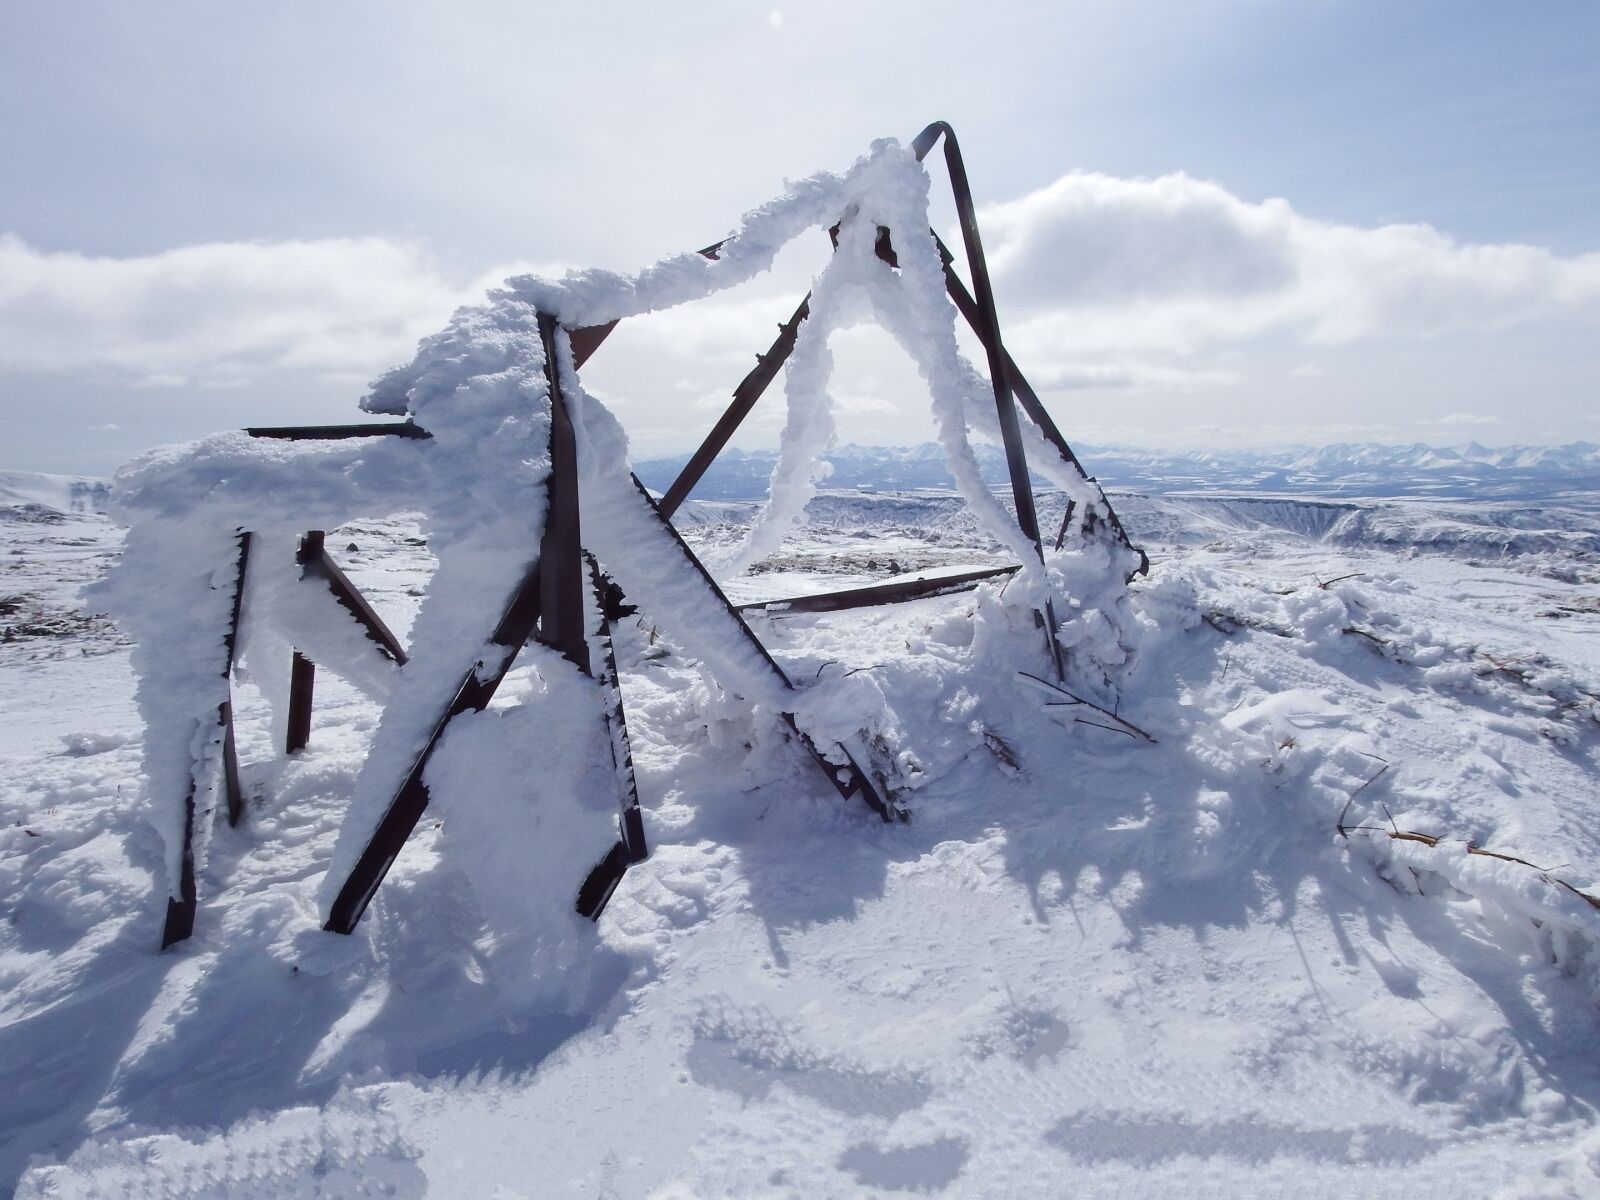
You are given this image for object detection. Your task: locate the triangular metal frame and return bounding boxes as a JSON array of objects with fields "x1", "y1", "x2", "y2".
[{"x1": 163, "y1": 122, "x2": 1143, "y2": 948}]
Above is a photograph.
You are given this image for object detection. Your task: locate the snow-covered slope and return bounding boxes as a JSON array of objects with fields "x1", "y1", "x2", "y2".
[
  {"x1": 2, "y1": 472, "x2": 1599, "y2": 1197},
  {"x1": 0, "y1": 471, "x2": 110, "y2": 514}
]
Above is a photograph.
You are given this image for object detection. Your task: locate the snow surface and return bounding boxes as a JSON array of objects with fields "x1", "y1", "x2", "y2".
[
  {"x1": 5, "y1": 134, "x2": 1599, "y2": 1199},
  {"x1": 4, "y1": 470, "x2": 1600, "y2": 1198}
]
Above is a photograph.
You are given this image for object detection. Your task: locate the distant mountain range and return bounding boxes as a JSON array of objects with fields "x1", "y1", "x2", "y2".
[
  {"x1": 4, "y1": 442, "x2": 1596, "y2": 516},
  {"x1": 634, "y1": 441, "x2": 1600, "y2": 501}
]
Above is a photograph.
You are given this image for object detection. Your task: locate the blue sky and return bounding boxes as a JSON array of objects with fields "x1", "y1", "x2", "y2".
[{"x1": 3, "y1": 1, "x2": 1597, "y2": 474}]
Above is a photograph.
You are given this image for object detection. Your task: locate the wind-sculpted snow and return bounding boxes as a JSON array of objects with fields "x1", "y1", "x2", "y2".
[{"x1": 4, "y1": 476, "x2": 1600, "y2": 1196}]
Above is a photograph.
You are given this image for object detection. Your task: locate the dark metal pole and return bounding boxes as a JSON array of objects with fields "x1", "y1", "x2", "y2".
[
  {"x1": 161, "y1": 529, "x2": 252, "y2": 948},
  {"x1": 911, "y1": 122, "x2": 1064, "y2": 680},
  {"x1": 221, "y1": 532, "x2": 252, "y2": 826},
  {"x1": 658, "y1": 294, "x2": 812, "y2": 520},
  {"x1": 574, "y1": 554, "x2": 649, "y2": 920},
  {"x1": 299, "y1": 530, "x2": 410, "y2": 665},
  {"x1": 287, "y1": 652, "x2": 315, "y2": 753},
  {"x1": 536, "y1": 313, "x2": 590, "y2": 669},
  {"x1": 735, "y1": 565, "x2": 1020, "y2": 615},
  {"x1": 934, "y1": 245, "x2": 1147, "y2": 576}
]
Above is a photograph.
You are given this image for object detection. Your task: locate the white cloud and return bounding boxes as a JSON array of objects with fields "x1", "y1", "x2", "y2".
[
  {"x1": 981, "y1": 172, "x2": 1600, "y2": 362},
  {"x1": 1415, "y1": 412, "x2": 1506, "y2": 428},
  {"x1": 1030, "y1": 360, "x2": 1241, "y2": 390},
  {"x1": 0, "y1": 233, "x2": 484, "y2": 385}
]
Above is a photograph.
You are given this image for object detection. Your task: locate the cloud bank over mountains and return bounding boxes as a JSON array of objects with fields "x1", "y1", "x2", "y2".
[
  {"x1": 981, "y1": 170, "x2": 1600, "y2": 384},
  {"x1": 3, "y1": 167, "x2": 1596, "y2": 455}
]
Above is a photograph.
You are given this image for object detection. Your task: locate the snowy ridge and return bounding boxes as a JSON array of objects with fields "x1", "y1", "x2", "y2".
[
  {"x1": 0, "y1": 470, "x2": 110, "y2": 514},
  {"x1": 636, "y1": 440, "x2": 1600, "y2": 501},
  {"x1": 678, "y1": 489, "x2": 1600, "y2": 569}
]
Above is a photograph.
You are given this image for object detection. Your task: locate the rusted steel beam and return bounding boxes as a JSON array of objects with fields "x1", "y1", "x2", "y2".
[
  {"x1": 323, "y1": 560, "x2": 545, "y2": 933},
  {"x1": 298, "y1": 530, "x2": 409, "y2": 665},
  {"x1": 737, "y1": 565, "x2": 1020, "y2": 616},
  {"x1": 537, "y1": 313, "x2": 590, "y2": 670},
  {"x1": 657, "y1": 293, "x2": 812, "y2": 520},
  {"x1": 571, "y1": 237, "x2": 728, "y2": 398},
  {"x1": 286, "y1": 651, "x2": 315, "y2": 754},
  {"x1": 221, "y1": 531, "x2": 252, "y2": 828},
  {"x1": 568, "y1": 322, "x2": 618, "y2": 369},
  {"x1": 934, "y1": 246, "x2": 1147, "y2": 576},
  {"x1": 911, "y1": 121, "x2": 1064, "y2": 680},
  {"x1": 575, "y1": 554, "x2": 648, "y2": 920}
]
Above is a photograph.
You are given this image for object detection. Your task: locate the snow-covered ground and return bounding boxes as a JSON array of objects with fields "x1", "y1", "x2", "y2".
[{"x1": 3, "y1": 474, "x2": 1599, "y2": 1199}]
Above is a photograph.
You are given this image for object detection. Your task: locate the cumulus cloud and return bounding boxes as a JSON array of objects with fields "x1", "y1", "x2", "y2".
[
  {"x1": 980, "y1": 172, "x2": 1600, "y2": 363},
  {"x1": 8, "y1": 169, "x2": 1598, "y2": 429},
  {"x1": 0, "y1": 234, "x2": 491, "y2": 385}
]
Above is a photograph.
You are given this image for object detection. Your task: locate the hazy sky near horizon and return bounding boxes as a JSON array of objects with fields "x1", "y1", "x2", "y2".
[{"x1": 3, "y1": 0, "x2": 1598, "y2": 475}]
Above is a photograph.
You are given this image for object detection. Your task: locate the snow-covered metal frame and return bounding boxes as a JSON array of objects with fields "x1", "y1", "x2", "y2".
[
  {"x1": 645, "y1": 123, "x2": 1144, "y2": 584},
  {"x1": 120, "y1": 122, "x2": 1145, "y2": 950},
  {"x1": 319, "y1": 313, "x2": 655, "y2": 934}
]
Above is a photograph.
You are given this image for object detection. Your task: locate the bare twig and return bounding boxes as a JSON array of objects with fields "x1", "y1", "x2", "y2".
[
  {"x1": 981, "y1": 727, "x2": 1020, "y2": 772},
  {"x1": 1347, "y1": 823, "x2": 1600, "y2": 912},
  {"x1": 1342, "y1": 626, "x2": 1389, "y2": 648},
  {"x1": 1335, "y1": 763, "x2": 1391, "y2": 838},
  {"x1": 1073, "y1": 719, "x2": 1138, "y2": 739},
  {"x1": 1318, "y1": 573, "x2": 1365, "y2": 590},
  {"x1": 1019, "y1": 671, "x2": 1158, "y2": 743}
]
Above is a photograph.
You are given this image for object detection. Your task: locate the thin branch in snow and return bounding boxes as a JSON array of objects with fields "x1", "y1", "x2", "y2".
[
  {"x1": 1336, "y1": 763, "x2": 1391, "y2": 838},
  {"x1": 1019, "y1": 671, "x2": 1157, "y2": 743}
]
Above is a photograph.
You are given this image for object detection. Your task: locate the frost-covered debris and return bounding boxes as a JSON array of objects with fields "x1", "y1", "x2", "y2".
[{"x1": 4, "y1": 476, "x2": 1600, "y2": 1196}]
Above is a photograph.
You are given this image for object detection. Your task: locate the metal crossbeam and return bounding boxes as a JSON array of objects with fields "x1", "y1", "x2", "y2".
[
  {"x1": 298, "y1": 530, "x2": 410, "y2": 664},
  {"x1": 736, "y1": 565, "x2": 1020, "y2": 616},
  {"x1": 283, "y1": 529, "x2": 410, "y2": 753},
  {"x1": 245, "y1": 421, "x2": 429, "y2": 441}
]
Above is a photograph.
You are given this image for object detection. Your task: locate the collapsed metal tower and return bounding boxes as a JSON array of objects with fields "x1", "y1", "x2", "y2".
[{"x1": 156, "y1": 122, "x2": 1144, "y2": 949}]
